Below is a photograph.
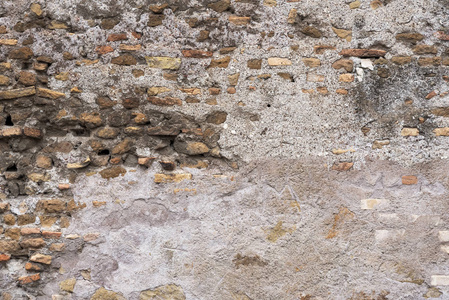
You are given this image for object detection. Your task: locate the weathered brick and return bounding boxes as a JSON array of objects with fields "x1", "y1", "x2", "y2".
[
  {"x1": 5, "y1": 228, "x2": 20, "y2": 240},
  {"x1": 434, "y1": 128, "x2": 449, "y2": 136},
  {"x1": 111, "y1": 138, "x2": 132, "y2": 155},
  {"x1": 80, "y1": 112, "x2": 103, "y2": 128},
  {"x1": 181, "y1": 50, "x2": 213, "y2": 58},
  {"x1": 208, "y1": 0, "x2": 230, "y2": 12},
  {"x1": 0, "y1": 75, "x2": 9, "y2": 86},
  {"x1": 23, "y1": 127, "x2": 42, "y2": 138},
  {"x1": 96, "y1": 45, "x2": 114, "y2": 55},
  {"x1": 396, "y1": 32, "x2": 424, "y2": 42},
  {"x1": 49, "y1": 243, "x2": 65, "y2": 252},
  {"x1": 148, "y1": 15, "x2": 165, "y2": 27},
  {"x1": 287, "y1": 8, "x2": 297, "y2": 23},
  {"x1": 3, "y1": 214, "x2": 16, "y2": 225},
  {"x1": 25, "y1": 262, "x2": 42, "y2": 271},
  {"x1": 38, "y1": 199, "x2": 66, "y2": 213},
  {"x1": 138, "y1": 157, "x2": 155, "y2": 167},
  {"x1": 148, "y1": 96, "x2": 182, "y2": 106},
  {"x1": 247, "y1": 59, "x2": 262, "y2": 69},
  {"x1": 219, "y1": 47, "x2": 236, "y2": 54},
  {"x1": 8, "y1": 47, "x2": 33, "y2": 59},
  {"x1": 21, "y1": 228, "x2": 41, "y2": 235},
  {"x1": 30, "y1": 253, "x2": 51, "y2": 264},
  {"x1": 0, "y1": 39, "x2": 17, "y2": 46},
  {"x1": 0, "y1": 202, "x2": 9, "y2": 213},
  {"x1": 96, "y1": 127, "x2": 120, "y2": 139},
  {"x1": 42, "y1": 231, "x2": 62, "y2": 239},
  {"x1": 206, "y1": 111, "x2": 228, "y2": 124},
  {"x1": 107, "y1": 33, "x2": 127, "y2": 42},
  {"x1": 302, "y1": 58, "x2": 321, "y2": 68},
  {"x1": 307, "y1": 73, "x2": 325, "y2": 82},
  {"x1": 267, "y1": 57, "x2": 292, "y2": 66},
  {"x1": 18, "y1": 214, "x2": 36, "y2": 225},
  {"x1": 179, "y1": 88, "x2": 201, "y2": 95},
  {"x1": 37, "y1": 88, "x2": 65, "y2": 99},
  {"x1": 301, "y1": 26, "x2": 322, "y2": 38},
  {"x1": 18, "y1": 274, "x2": 40, "y2": 285},
  {"x1": 229, "y1": 16, "x2": 251, "y2": 25},
  {"x1": 146, "y1": 57, "x2": 181, "y2": 70},
  {"x1": 111, "y1": 55, "x2": 137, "y2": 65},
  {"x1": 208, "y1": 56, "x2": 230, "y2": 68},
  {"x1": 60, "y1": 278, "x2": 77, "y2": 293},
  {"x1": 0, "y1": 253, "x2": 11, "y2": 262},
  {"x1": 413, "y1": 45, "x2": 437, "y2": 54},
  {"x1": 20, "y1": 238, "x2": 45, "y2": 248},
  {"x1": 0, "y1": 87, "x2": 36, "y2": 100},
  {"x1": 391, "y1": 56, "x2": 412, "y2": 65},
  {"x1": 401, "y1": 128, "x2": 419, "y2": 136},
  {"x1": 332, "y1": 27, "x2": 352, "y2": 42},
  {"x1": 119, "y1": 44, "x2": 141, "y2": 51},
  {"x1": 418, "y1": 57, "x2": 441, "y2": 66},
  {"x1": 339, "y1": 73, "x2": 355, "y2": 82},
  {"x1": 0, "y1": 240, "x2": 20, "y2": 253},
  {"x1": 402, "y1": 175, "x2": 418, "y2": 185},
  {"x1": 99, "y1": 166, "x2": 127, "y2": 179},
  {"x1": 340, "y1": 49, "x2": 386, "y2": 58}
]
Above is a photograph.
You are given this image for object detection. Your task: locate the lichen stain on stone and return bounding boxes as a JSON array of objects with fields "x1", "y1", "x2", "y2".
[
  {"x1": 233, "y1": 253, "x2": 268, "y2": 268},
  {"x1": 139, "y1": 284, "x2": 186, "y2": 300},
  {"x1": 264, "y1": 220, "x2": 296, "y2": 242},
  {"x1": 326, "y1": 207, "x2": 355, "y2": 239}
]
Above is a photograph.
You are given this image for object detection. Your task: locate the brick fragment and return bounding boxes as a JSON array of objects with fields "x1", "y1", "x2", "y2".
[
  {"x1": 267, "y1": 57, "x2": 292, "y2": 66},
  {"x1": 208, "y1": 56, "x2": 231, "y2": 68},
  {"x1": 8, "y1": 47, "x2": 33, "y2": 59},
  {"x1": 18, "y1": 274, "x2": 40, "y2": 285},
  {"x1": 401, "y1": 128, "x2": 419, "y2": 136},
  {"x1": 181, "y1": 50, "x2": 213, "y2": 58},
  {"x1": 20, "y1": 238, "x2": 45, "y2": 248},
  {"x1": 229, "y1": 16, "x2": 251, "y2": 25},
  {"x1": 107, "y1": 33, "x2": 127, "y2": 42},
  {"x1": 0, "y1": 87, "x2": 36, "y2": 100},
  {"x1": 402, "y1": 175, "x2": 418, "y2": 185},
  {"x1": 148, "y1": 96, "x2": 182, "y2": 106},
  {"x1": 340, "y1": 49, "x2": 386, "y2": 58},
  {"x1": 96, "y1": 45, "x2": 114, "y2": 54},
  {"x1": 42, "y1": 231, "x2": 62, "y2": 239},
  {"x1": 0, "y1": 253, "x2": 11, "y2": 262}
]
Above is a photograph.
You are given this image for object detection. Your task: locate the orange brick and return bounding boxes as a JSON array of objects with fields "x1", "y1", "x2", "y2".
[
  {"x1": 0, "y1": 253, "x2": 11, "y2": 262},
  {"x1": 402, "y1": 175, "x2": 418, "y2": 185},
  {"x1": 18, "y1": 273, "x2": 40, "y2": 284}
]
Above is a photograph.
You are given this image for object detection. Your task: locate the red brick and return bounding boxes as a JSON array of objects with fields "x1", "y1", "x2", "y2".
[
  {"x1": 107, "y1": 33, "x2": 128, "y2": 42},
  {"x1": 181, "y1": 50, "x2": 213, "y2": 58},
  {"x1": 96, "y1": 45, "x2": 114, "y2": 54},
  {"x1": 18, "y1": 273, "x2": 40, "y2": 284},
  {"x1": 0, "y1": 253, "x2": 11, "y2": 262}
]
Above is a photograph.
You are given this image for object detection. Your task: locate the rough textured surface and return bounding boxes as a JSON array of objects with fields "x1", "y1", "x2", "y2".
[{"x1": 2, "y1": 0, "x2": 449, "y2": 299}]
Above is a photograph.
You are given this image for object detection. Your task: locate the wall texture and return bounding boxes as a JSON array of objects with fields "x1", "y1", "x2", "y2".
[{"x1": 1, "y1": 0, "x2": 449, "y2": 299}]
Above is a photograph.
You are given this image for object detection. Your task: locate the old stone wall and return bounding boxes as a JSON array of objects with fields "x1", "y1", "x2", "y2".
[{"x1": 1, "y1": 0, "x2": 449, "y2": 299}]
